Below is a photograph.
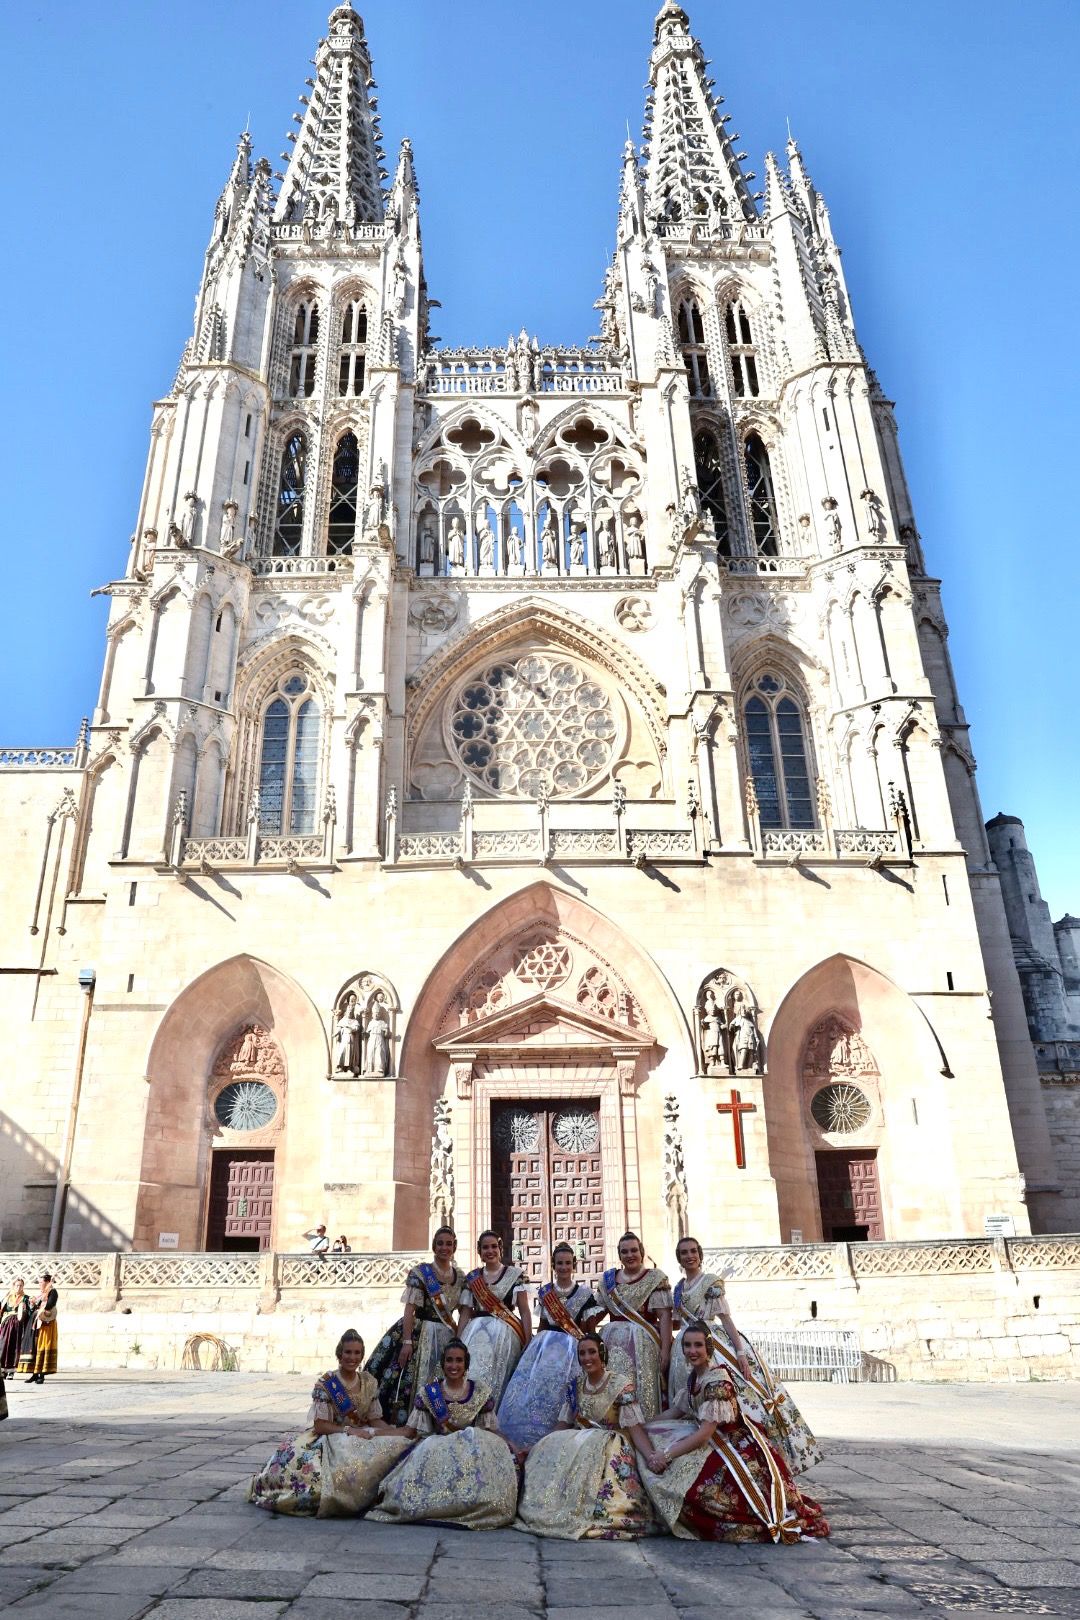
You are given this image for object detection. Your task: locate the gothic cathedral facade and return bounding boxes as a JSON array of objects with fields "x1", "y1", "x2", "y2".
[{"x1": 0, "y1": 3, "x2": 1068, "y2": 1260}]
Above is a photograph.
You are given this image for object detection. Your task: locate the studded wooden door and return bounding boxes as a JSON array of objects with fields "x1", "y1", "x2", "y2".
[
  {"x1": 491, "y1": 1102, "x2": 604, "y2": 1283},
  {"x1": 206, "y1": 1150, "x2": 275, "y2": 1251},
  {"x1": 815, "y1": 1149, "x2": 883, "y2": 1242}
]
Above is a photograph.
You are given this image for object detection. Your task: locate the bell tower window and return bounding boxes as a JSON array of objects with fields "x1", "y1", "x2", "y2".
[
  {"x1": 677, "y1": 298, "x2": 712, "y2": 398},
  {"x1": 692, "y1": 428, "x2": 731, "y2": 557},
  {"x1": 288, "y1": 301, "x2": 320, "y2": 397},
  {"x1": 273, "y1": 431, "x2": 307, "y2": 556},
  {"x1": 257, "y1": 674, "x2": 321, "y2": 835},
  {"x1": 725, "y1": 302, "x2": 760, "y2": 397},
  {"x1": 327, "y1": 431, "x2": 359, "y2": 554},
  {"x1": 744, "y1": 433, "x2": 779, "y2": 556},
  {"x1": 339, "y1": 301, "x2": 368, "y2": 396}
]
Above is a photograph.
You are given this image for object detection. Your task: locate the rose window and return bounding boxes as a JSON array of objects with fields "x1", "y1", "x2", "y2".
[
  {"x1": 447, "y1": 654, "x2": 618, "y2": 798},
  {"x1": 492, "y1": 1109, "x2": 541, "y2": 1153},
  {"x1": 513, "y1": 936, "x2": 571, "y2": 989},
  {"x1": 214, "y1": 1081, "x2": 278, "y2": 1132},
  {"x1": 552, "y1": 1109, "x2": 600, "y2": 1153},
  {"x1": 810, "y1": 1083, "x2": 872, "y2": 1134}
]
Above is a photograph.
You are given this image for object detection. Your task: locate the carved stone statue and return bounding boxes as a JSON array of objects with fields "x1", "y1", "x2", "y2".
[
  {"x1": 332, "y1": 992, "x2": 362, "y2": 1076},
  {"x1": 822, "y1": 497, "x2": 842, "y2": 553},
  {"x1": 569, "y1": 520, "x2": 586, "y2": 567},
  {"x1": 418, "y1": 513, "x2": 437, "y2": 567},
  {"x1": 368, "y1": 461, "x2": 390, "y2": 532},
  {"x1": 233, "y1": 1025, "x2": 261, "y2": 1071},
  {"x1": 624, "y1": 513, "x2": 645, "y2": 563},
  {"x1": 476, "y1": 516, "x2": 496, "y2": 569},
  {"x1": 699, "y1": 988, "x2": 724, "y2": 1075},
  {"x1": 180, "y1": 491, "x2": 199, "y2": 547},
  {"x1": 135, "y1": 526, "x2": 157, "y2": 580},
  {"x1": 663, "y1": 1094, "x2": 689, "y2": 1241},
  {"x1": 862, "y1": 487, "x2": 888, "y2": 540},
  {"x1": 540, "y1": 510, "x2": 559, "y2": 568},
  {"x1": 696, "y1": 968, "x2": 762, "y2": 1076},
  {"x1": 520, "y1": 396, "x2": 538, "y2": 441},
  {"x1": 731, "y1": 997, "x2": 763, "y2": 1074},
  {"x1": 364, "y1": 992, "x2": 392, "y2": 1076},
  {"x1": 447, "y1": 515, "x2": 466, "y2": 569},
  {"x1": 219, "y1": 500, "x2": 240, "y2": 557},
  {"x1": 392, "y1": 253, "x2": 407, "y2": 316},
  {"x1": 429, "y1": 1096, "x2": 455, "y2": 1230},
  {"x1": 511, "y1": 527, "x2": 527, "y2": 569}
]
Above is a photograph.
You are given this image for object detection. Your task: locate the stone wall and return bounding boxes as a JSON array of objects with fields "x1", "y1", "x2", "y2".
[
  {"x1": 7, "y1": 1236, "x2": 1078, "y2": 1384},
  {"x1": 1039, "y1": 1077, "x2": 1080, "y2": 1233}
]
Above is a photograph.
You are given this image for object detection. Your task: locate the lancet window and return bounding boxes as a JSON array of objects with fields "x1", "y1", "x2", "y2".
[
  {"x1": 257, "y1": 674, "x2": 321, "y2": 834},
  {"x1": 744, "y1": 434, "x2": 779, "y2": 556},
  {"x1": 338, "y1": 301, "x2": 367, "y2": 396},
  {"x1": 692, "y1": 428, "x2": 731, "y2": 557},
  {"x1": 273, "y1": 431, "x2": 307, "y2": 555},
  {"x1": 288, "y1": 301, "x2": 320, "y2": 397},
  {"x1": 743, "y1": 673, "x2": 814, "y2": 829},
  {"x1": 725, "y1": 302, "x2": 760, "y2": 398},
  {"x1": 327, "y1": 431, "x2": 359, "y2": 553},
  {"x1": 677, "y1": 298, "x2": 712, "y2": 398}
]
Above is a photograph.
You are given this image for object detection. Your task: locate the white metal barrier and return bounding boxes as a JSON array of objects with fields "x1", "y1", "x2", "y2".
[{"x1": 747, "y1": 1326, "x2": 862, "y2": 1384}]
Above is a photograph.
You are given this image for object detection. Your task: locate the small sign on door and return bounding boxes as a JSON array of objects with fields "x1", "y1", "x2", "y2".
[
  {"x1": 158, "y1": 1232, "x2": 180, "y2": 1249},
  {"x1": 984, "y1": 1213, "x2": 1015, "y2": 1238}
]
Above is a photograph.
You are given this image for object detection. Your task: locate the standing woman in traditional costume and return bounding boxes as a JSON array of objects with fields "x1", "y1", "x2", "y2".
[
  {"x1": 457, "y1": 1230, "x2": 531, "y2": 1406},
  {"x1": 595, "y1": 1232, "x2": 672, "y2": 1420},
  {"x1": 248, "y1": 1329, "x2": 411, "y2": 1516},
  {"x1": 0, "y1": 1277, "x2": 28, "y2": 1374},
  {"x1": 516, "y1": 1330, "x2": 660, "y2": 1540},
  {"x1": 499, "y1": 1243, "x2": 604, "y2": 1449},
  {"x1": 671, "y1": 1236, "x2": 822, "y2": 1475},
  {"x1": 25, "y1": 1273, "x2": 58, "y2": 1385},
  {"x1": 369, "y1": 1337, "x2": 519, "y2": 1530},
  {"x1": 639, "y1": 1322, "x2": 829, "y2": 1544},
  {"x1": 366, "y1": 1227, "x2": 464, "y2": 1426}
]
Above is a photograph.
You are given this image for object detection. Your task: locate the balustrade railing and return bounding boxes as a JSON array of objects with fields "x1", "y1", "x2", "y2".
[
  {"x1": 249, "y1": 555, "x2": 353, "y2": 577},
  {"x1": 179, "y1": 830, "x2": 331, "y2": 869},
  {"x1": 760, "y1": 827, "x2": 906, "y2": 861},
  {"x1": 419, "y1": 347, "x2": 622, "y2": 396}
]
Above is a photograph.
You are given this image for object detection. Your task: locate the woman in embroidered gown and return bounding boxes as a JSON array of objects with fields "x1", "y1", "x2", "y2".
[
  {"x1": 670, "y1": 1236, "x2": 822, "y2": 1476},
  {"x1": 248, "y1": 1329, "x2": 411, "y2": 1516},
  {"x1": 458, "y1": 1230, "x2": 531, "y2": 1407},
  {"x1": 366, "y1": 1227, "x2": 464, "y2": 1426},
  {"x1": 639, "y1": 1322, "x2": 830, "y2": 1544},
  {"x1": 498, "y1": 1243, "x2": 604, "y2": 1449},
  {"x1": 25, "y1": 1274, "x2": 58, "y2": 1384},
  {"x1": 0, "y1": 1278, "x2": 27, "y2": 1374},
  {"x1": 516, "y1": 1330, "x2": 660, "y2": 1540},
  {"x1": 595, "y1": 1232, "x2": 673, "y2": 1420},
  {"x1": 369, "y1": 1338, "x2": 520, "y2": 1530}
]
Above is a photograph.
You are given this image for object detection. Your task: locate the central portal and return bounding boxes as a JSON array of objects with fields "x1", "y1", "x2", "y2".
[{"x1": 490, "y1": 1100, "x2": 604, "y2": 1283}]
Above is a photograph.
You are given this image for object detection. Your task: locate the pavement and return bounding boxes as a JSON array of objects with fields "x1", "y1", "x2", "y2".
[{"x1": 1, "y1": 1373, "x2": 1079, "y2": 1619}]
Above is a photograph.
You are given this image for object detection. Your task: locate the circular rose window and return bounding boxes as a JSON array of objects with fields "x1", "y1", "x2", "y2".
[
  {"x1": 214, "y1": 1081, "x2": 278, "y2": 1132},
  {"x1": 447, "y1": 654, "x2": 618, "y2": 798},
  {"x1": 810, "y1": 1083, "x2": 871, "y2": 1134}
]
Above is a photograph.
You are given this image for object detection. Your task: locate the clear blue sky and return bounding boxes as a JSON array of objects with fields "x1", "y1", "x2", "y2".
[{"x1": 3, "y1": 1, "x2": 1077, "y2": 913}]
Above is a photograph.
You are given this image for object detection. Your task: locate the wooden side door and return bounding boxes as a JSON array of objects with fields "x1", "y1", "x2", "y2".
[
  {"x1": 815, "y1": 1148, "x2": 883, "y2": 1241},
  {"x1": 207, "y1": 1150, "x2": 275, "y2": 1251},
  {"x1": 491, "y1": 1100, "x2": 604, "y2": 1284}
]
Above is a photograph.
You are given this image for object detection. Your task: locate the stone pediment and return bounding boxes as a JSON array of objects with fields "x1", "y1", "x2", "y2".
[{"x1": 433, "y1": 991, "x2": 650, "y2": 1058}]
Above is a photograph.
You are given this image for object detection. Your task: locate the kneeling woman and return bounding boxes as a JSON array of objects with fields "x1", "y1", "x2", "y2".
[
  {"x1": 499, "y1": 1242, "x2": 603, "y2": 1449},
  {"x1": 248, "y1": 1330, "x2": 411, "y2": 1516},
  {"x1": 368, "y1": 1338, "x2": 519, "y2": 1530},
  {"x1": 639, "y1": 1322, "x2": 830, "y2": 1545},
  {"x1": 517, "y1": 1330, "x2": 659, "y2": 1541}
]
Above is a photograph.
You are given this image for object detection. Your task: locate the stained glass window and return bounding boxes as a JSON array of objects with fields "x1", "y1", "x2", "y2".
[
  {"x1": 214, "y1": 1081, "x2": 277, "y2": 1131},
  {"x1": 744, "y1": 674, "x2": 814, "y2": 829},
  {"x1": 258, "y1": 675, "x2": 321, "y2": 833}
]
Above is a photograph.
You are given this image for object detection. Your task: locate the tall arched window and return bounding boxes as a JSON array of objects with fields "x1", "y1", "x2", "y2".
[
  {"x1": 273, "y1": 431, "x2": 307, "y2": 555},
  {"x1": 744, "y1": 434, "x2": 778, "y2": 556},
  {"x1": 288, "y1": 301, "x2": 320, "y2": 397},
  {"x1": 339, "y1": 301, "x2": 367, "y2": 396},
  {"x1": 257, "y1": 674, "x2": 321, "y2": 834},
  {"x1": 677, "y1": 299, "x2": 712, "y2": 398},
  {"x1": 693, "y1": 428, "x2": 731, "y2": 557},
  {"x1": 327, "y1": 431, "x2": 359, "y2": 553},
  {"x1": 743, "y1": 673, "x2": 814, "y2": 829},
  {"x1": 725, "y1": 302, "x2": 759, "y2": 397}
]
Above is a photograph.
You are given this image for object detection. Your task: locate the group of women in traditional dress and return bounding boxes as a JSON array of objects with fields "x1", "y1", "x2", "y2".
[
  {"x1": 248, "y1": 1228, "x2": 829, "y2": 1544},
  {"x1": 0, "y1": 1273, "x2": 59, "y2": 1400}
]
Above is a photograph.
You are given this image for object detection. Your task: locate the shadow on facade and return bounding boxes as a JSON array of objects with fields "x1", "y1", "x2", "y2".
[{"x1": 0, "y1": 1109, "x2": 130, "y2": 1250}]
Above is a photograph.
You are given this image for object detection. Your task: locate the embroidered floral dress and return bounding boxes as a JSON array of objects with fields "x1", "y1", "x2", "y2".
[
  {"x1": 670, "y1": 1271, "x2": 822, "y2": 1475},
  {"x1": 0, "y1": 1290, "x2": 27, "y2": 1373},
  {"x1": 498, "y1": 1280, "x2": 603, "y2": 1449},
  {"x1": 369, "y1": 1377, "x2": 519, "y2": 1530},
  {"x1": 366, "y1": 1263, "x2": 463, "y2": 1426},
  {"x1": 247, "y1": 1368, "x2": 411, "y2": 1517},
  {"x1": 595, "y1": 1267, "x2": 673, "y2": 1420},
  {"x1": 460, "y1": 1263, "x2": 529, "y2": 1405},
  {"x1": 639, "y1": 1367, "x2": 830, "y2": 1544},
  {"x1": 516, "y1": 1367, "x2": 655, "y2": 1540}
]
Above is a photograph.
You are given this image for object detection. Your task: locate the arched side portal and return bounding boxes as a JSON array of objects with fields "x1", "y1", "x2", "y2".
[
  {"x1": 136, "y1": 955, "x2": 328, "y2": 1251},
  {"x1": 397, "y1": 882, "x2": 694, "y2": 1267}
]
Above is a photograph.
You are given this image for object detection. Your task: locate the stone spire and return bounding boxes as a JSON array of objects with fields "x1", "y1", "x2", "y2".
[
  {"x1": 273, "y1": 4, "x2": 387, "y2": 227},
  {"x1": 211, "y1": 130, "x2": 253, "y2": 247},
  {"x1": 642, "y1": 0, "x2": 757, "y2": 228}
]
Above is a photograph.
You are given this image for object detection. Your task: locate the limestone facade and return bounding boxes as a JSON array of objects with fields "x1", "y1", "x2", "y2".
[{"x1": 0, "y1": 2, "x2": 1070, "y2": 1260}]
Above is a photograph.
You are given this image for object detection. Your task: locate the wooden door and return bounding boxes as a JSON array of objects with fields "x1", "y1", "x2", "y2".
[
  {"x1": 815, "y1": 1149, "x2": 883, "y2": 1241},
  {"x1": 491, "y1": 1101, "x2": 604, "y2": 1283},
  {"x1": 207, "y1": 1150, "x2": 275, "y2": 1251}
]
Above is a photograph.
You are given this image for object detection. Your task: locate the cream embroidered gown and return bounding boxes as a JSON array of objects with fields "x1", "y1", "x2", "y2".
[
  {"x1": 247, "y1": 1369, "x2": 411, "y2": 1516},
  {"x1": 460, "y1": 1263, "x2": 529, "y2": 1405},
  {"x1": 595, "y1": 1266, "x2": 673, "y2": 1419},
  {"x1": 516, "y1": 1367, "x2": 655, "y2": 1540},
  {"x1": 368, "y1": 1377, "x2": 519, "y2": 1530}
]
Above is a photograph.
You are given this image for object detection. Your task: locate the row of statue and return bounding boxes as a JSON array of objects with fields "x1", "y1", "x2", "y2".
[
  {"x1": 417, "y1": 509, "x2": 646, "y2": 573},
  {"x1": 695, "y1": 970, "x2": 763, "y2": 1076},
  {"x1": 331, "y1": 975, "x2": 396, "y2": 1078}
]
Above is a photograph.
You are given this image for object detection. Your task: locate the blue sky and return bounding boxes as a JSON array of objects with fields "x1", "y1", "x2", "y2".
[{"x1": 3, "y1": 1, "x2": 1077, "y2": 913}]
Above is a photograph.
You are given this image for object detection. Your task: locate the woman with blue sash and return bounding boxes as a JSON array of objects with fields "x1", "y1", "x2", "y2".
[
  {"x1": 366, "y1": 1227, "x2": 463, "y2": 1426},
  {"x1": 369, "y1": 1337, "x2": 519, "y2": 1530},
  {"x1": 516, "y1": 1330, "x2": 661, "y2": 1540},
  {"x1": 457, "y1": 1230, "x2": 531, "y2": 1406},
  {"x1": 498, "y1": 1243, "x2": 603, "y2": 1449},
  {"x1": 594, "y1": 1232, "x2": 673, "y2": 1420},
  {"x1": 670, "y1": 1236, "x2": 822, "y2": 1476},
  {"x1": 248, "y1": 1329, "x2": 411, "y2": 1516}
]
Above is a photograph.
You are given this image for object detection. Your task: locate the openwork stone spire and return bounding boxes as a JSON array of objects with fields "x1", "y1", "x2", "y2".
[
  {"x1": 642, "y1": 0, "x2": 757, "y2": 227},
  {"x1": 273, "y1": 4, "x2": 387, "y2": 226}
]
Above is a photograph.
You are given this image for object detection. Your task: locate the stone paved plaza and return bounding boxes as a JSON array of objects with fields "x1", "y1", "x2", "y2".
[{"x1": 1, "y1": 1375, "x2": 1079, "y2": 1619}]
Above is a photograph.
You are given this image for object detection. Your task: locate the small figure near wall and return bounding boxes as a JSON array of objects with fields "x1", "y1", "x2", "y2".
[{"x1": 332, "y1": 992, "x2": 362, "y2": 1076}]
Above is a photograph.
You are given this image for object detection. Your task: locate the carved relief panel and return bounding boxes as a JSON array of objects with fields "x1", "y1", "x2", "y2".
[
  {"x1": 208, "y1": 1024, "x2": 287, "y2": 1147},
  {"x1": 330, "y1": 970, "x2": 400, "y2": 1078},
  {"x1": 694, "y1": 969, "x2": 763, "y2": 1076},
  {"x1": 801, "y1": 1013, "x2": 882, "y2": 1142}
]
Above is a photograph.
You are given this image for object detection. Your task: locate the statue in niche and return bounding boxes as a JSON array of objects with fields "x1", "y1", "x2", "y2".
[
  {"x1": 429, "y1": 1097, "x2": 455, "y2": 1230},
  {"x1": 219, "y1": 500, "x2": 240, "y2": 557},
  {"x1": 233, "y1": 1026, "x2": 261, "y2": 1071},
  {"x1": 520, "y1": 396, "x2": 538, "y2": 441},
  {"x1": 447, "y1": 515, "x2": 466, "y2": 569},
  {"x1": 368, "y1": 461, "x2": 390, "y2": 532},
  {"x1": 822, "y1": 497, "x2": 842, "y2": 553},
  {"x1": 134, "y1": 526, "x2": 157, "y2": 581},
  {"x1": 476, "y1": 515, "x2": 496, "y2": 569},
  {"x1": 392, "y1": 253, "x2": 407, "y2": 316},
  {"x1": 332, "y1": 992, "x2": 363, "y2": 1076},
  {"x1": 418, "y1": 513, "x2": 437, "y2": 568},
  {"x1": 540, "y1": 511, "x2": 559, "y2": 568},
  {"x1": 663, "y1": 1094, "x2": 689, "y2": 1241},
  {"x1": 624, "y1": 512, "x2": 645, "y2": 563},
  {"x1": 364, "y1": 992, "x2": 392, "y2": 1076},
  {"x1": 862, "y1": 487, "x2": 888, "y2": 540},
  {"x1": 730, "y1": 995, "x2": 763, "y2": 1075},
  {"x1": 699, "y1": 989, "x2": 723, "y2": 1074},
  {"x1": 511, "y1": 527, "x2": 527, "y2": 569},
  {"x1": 569, "y1": 519, "x2": 586, "y2": 567},
  {"x1": 696, "y1": 969, "x2": 762, "y2": 1076},
  {"x1": 180, "y1": 491, "x2": 199, "y2": 547}
]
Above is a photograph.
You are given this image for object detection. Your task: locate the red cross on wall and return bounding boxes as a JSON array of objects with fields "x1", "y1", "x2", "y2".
[{"x1": 716, "y1": 1088, "x2": 757, "y2": 1169}]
